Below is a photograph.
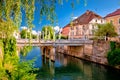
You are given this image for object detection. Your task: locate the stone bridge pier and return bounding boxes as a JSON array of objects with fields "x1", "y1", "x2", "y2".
[
  {"x1": 40, "y1": 46, "x2": 56, "y2": 61},
  {"x1": 56, "y1": 44, "x2": 93, "y2": 60}
]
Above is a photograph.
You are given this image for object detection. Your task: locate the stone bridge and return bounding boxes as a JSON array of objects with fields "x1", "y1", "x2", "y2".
[
  {"x1": 16, "y1": 39, "x2": 93, "y2": 46},
  {"x1": 17, "y1": 39, "x2": 93, "y2": 61}
]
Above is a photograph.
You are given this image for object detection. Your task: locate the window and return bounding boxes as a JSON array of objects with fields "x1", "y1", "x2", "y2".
[
  {"x1": 92, "y1": 25, "x2": 94, "y2": 29},
  {"x1": 83, "y1": 25, "x2": 85, "y2": 30},
  {"x1": 119, "y1": 18, "x2": 120, "y2": 24},
  {"x1": 101, "y1": 20, "x2": 103, "y2": 23},
  {"x1": 71, "y1": 27, "x2": 74, "y2": 30},
  {"x1": 119, "y1": 28, "x2": 120, "y2": 34},
  {"x1": 76, "y1": 27, "x2": 78, "y2": 30},
  {"x1": 118, "y1": 27, "x2": 120, "y2": 34},
  {"x1": 89, "y1": 29, "x2": 92, "y2": 35},
  {"x1": 72, "y1": 32, "x2": 74, "y2": 36},
  {"x1": 76, "y1": 27, "x2": 79, "y2": 35},
  {"x1": 110, "y1": 20, "x2": 113, "y2": 24},
  {"x1": 95, "y1": 19, "x2": 97, "y2": 22}
]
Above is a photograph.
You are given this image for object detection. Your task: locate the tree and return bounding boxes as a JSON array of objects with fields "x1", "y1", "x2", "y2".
[
  {"x1": 107, "y1": 48, "x2": 120, "y2": 66},
  {"x1": 20, "y1": 29, "x2": 31, "y2": 39},
  {"x1": 0, "y1": 0, "x2": 85, "y2": 79},
  {"x1": 41, "y1": 26, "x2": 54, "y2": 40},
  {"x1": 95, "y1": 23, "x2": 118, "y2": 38}
]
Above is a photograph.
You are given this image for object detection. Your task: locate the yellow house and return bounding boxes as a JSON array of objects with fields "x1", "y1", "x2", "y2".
[{"x1": 105, "y1": 9, "x2": 120, "y2": 36}]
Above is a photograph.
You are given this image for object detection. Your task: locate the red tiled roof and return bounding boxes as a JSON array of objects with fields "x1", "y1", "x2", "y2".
[
  {"x1": 62, "y1": 10, "x2": 102, "y2": 36},
  {"x1": 63, "y1": 10, "x2": 102, "y2": 28},
  {"x1": 73, "y1": 10, "x2": 102, "y2": 25},
  {"x1": 105, "y1": 9, "x2": 120, "y2": 18}
]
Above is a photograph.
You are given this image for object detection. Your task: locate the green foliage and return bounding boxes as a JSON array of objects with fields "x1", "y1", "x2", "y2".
[
  {"x1": 3, "y1": 37, "x2": 17, "y2": 56},
  {"x1": 0, "y1": 39, "x2": 4, "y2": 68},
  {"x1": 95, "y1": 23, "x2": 118, "y2": 37},
  {"x1": 32, "y1": 34, "x2": 37, "y2": 39},
  {"x1": 0, "y1": 59, "x2": 37, "y2": 80},
  {"x1": 107, "y1": 48, "x2": 120, "y2": 66},
  {"x1": 110, "y1": 41, "x2": 116, "y2": 51},
  {"x1": 41, "y1": 25, "x2": 54, "y2": 40},
  {"x1": 20, "y1": 29, "x2": 37, "y2": 39},
  {"x1": 11, "y1": 60, "x2": 36, "y2": 80},
  {"x1": 20, "y1": 29, "x2": 30, "y2": 39},
  {"x1": 0, "y1": 20, "x2": 18, "y2": 38},
  {"x1": 0, "y1": 38, "x2": 37, "y2": 79},
  {"x1": 0, "y1": 0, "x2": 87, "y2": 79},
  {"x1": 20, "y1": 46, "x2": 32, "y2": 57},
  {"x1": 61, "y1": 35, "x2": 68, "y2": 39},
  {"x1": 107, "y1": 42, "x2": 120, "y2": 66}
]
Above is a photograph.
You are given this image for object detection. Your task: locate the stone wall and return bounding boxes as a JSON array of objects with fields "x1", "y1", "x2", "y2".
[
  {"x1": 56, "y1": 41, "x2": 110, "y2": 65},
  {"x1": 91, "y1": 41, "x2": 109, "y2": 65}
]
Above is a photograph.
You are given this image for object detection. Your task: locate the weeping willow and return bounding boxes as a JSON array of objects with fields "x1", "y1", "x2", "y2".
[
  {"x1": 0, "y1": 0, "x2": 86, "y2": 79},
  {"x1": 42, "y1": 25, "x2": 54, "y2": 40}
]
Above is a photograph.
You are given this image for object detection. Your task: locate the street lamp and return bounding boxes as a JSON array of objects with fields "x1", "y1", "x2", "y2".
[
  {"x1": 83, "y1": 25, "x2": 86, "y2": 40},
  {"x1": 58, "y1": 27, "x2": 62, "y2": 40}
]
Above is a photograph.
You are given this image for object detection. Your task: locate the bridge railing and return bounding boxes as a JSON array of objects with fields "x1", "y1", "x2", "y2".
[
  {"x1": 55, "y1": 39, "x2": 93, "y2": 44},
  {"x1": 16, "y1": 39, "x2": 93, "y2": 46},
  {"x1": 16, "y1": 39, "x2": 39, "y2": 43}
]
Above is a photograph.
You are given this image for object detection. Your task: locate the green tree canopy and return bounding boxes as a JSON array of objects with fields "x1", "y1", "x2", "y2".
[
  {"x1": 95, "y1": 23, "x2": 118, "y2": 38},
  {"x1": 0, "y1": 0, "x2": 86, "y2": 79},
  {"x1": 20, "y1": 29, "x2": 29, "y2": 39},
  {"x1": 20, "y1": 29, "x2": 37, "y2": 39},
  {"x1": 41, "y1": 26, "x2": 54, "y2": 40},
  {"x1": 0, "y1": 0, "x2": 83, "y2": 39}
]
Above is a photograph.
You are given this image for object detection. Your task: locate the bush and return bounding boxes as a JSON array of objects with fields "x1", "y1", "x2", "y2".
[
  {"x1": 110, "y1": 41, "x2": 116, "y2": 50},
  {"x1": 107, "y1": 48, "x2": 120, "y2": 66},
  {"x1": 0, "y1": 38, "x2": 37, "y2": 79},
  {"x1": 61, "y1": 35, "x2": 68, "y2": 39}
]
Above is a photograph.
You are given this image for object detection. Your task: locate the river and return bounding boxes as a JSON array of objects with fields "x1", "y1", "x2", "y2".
[{"x1": 20, "y1": 47, "x2": 120, "y2": 80}]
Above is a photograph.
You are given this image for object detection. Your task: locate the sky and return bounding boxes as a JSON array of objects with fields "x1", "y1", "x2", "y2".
[{"x1": 21, "y1": 0, "x2": 120, "y2": 31}]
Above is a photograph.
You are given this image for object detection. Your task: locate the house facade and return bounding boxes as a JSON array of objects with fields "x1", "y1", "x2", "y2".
[
  {"x1": 105, "y1": 9, "x2": 120, "y2": 36},
  {"x1": 66, "y1": 10, "x2": 106, "y2": 39},
  {"x1": 61, "y1": 25, "x2": 70, "y2": 37}
]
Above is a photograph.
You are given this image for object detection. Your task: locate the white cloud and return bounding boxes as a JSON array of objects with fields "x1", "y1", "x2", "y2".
[
  {"x1": 54, "y1": 26, "x2": 60, "y2": 33},
  {"x1": 21, "y1": 26, "x2": 28, "y2": 30},
  {"x1": 72, "y1": 16, "x2": 78, "y2": 20},
  {"x1": 32, "y1": 30, "x2": 38, "y2": 35}
]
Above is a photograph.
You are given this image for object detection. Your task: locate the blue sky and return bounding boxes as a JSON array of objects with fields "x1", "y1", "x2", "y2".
[{"x1": 21, "y1": 0, "x2": 120, "y2": 31}]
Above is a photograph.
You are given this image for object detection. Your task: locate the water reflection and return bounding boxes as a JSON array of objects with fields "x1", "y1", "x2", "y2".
[{"x1": 20, "y1": 47, "x2": 120, "y2": 80}]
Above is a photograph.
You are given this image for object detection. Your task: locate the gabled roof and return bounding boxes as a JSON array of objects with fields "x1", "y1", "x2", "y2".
[
  {"x1": 63, "y1": 10, "x2": 102, "y2": 29},
  {"x1": 72, "y1": 10, "x2": 102, "y2": 25},
  {"x1": 105, "y1": 9, "x2": 120, "y2": 18},
  {"x1": 62, "y1": 10, "x2": 102, "y2": 31}
]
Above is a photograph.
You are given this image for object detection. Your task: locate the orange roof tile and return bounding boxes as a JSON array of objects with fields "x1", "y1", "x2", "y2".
[{"x1": 105, "y1": 9, "x2": 120, "y2": 18}]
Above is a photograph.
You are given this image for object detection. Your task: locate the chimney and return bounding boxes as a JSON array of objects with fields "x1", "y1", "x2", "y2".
[{"x1": 86, "y1": 10, "x2": 90, "y2": 15}]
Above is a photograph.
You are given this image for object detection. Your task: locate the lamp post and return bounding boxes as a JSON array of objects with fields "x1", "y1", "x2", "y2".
[
  {"x1": 83, "y1": 25, "x2": 85, "y2": 40},
  {"x1": 58, "y1": 27, "x2": 62, "y2": 40},
  {"x1": 42, "y1": 31, "x2": 44, "y2": 40}
]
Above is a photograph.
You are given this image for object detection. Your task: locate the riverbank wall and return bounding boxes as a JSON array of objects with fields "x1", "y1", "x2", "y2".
[{"x1": 56, "y1": 41, "x2": 110, "y2": 66}]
